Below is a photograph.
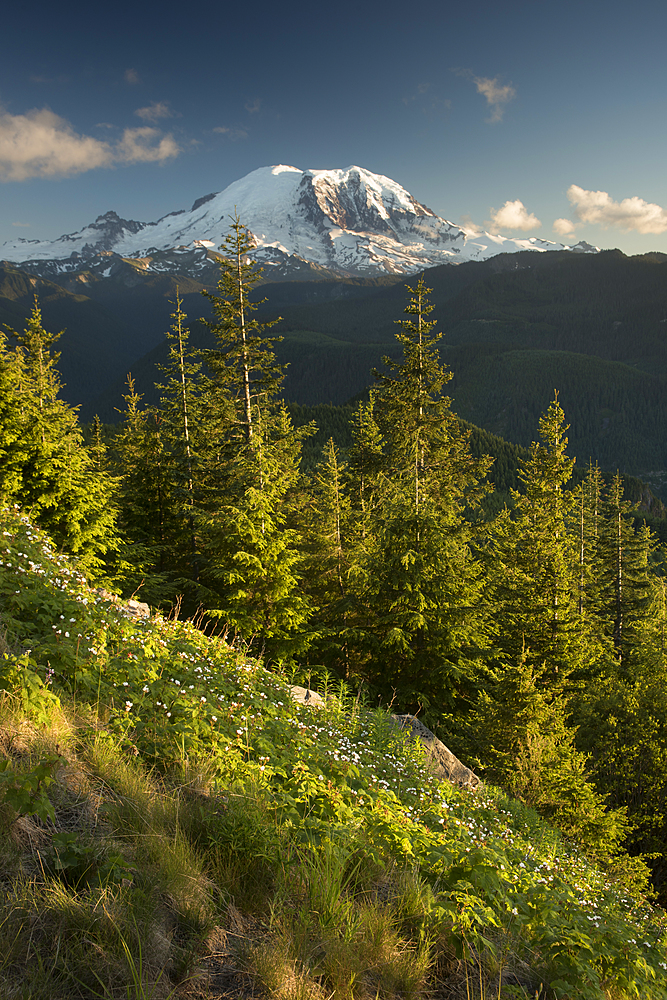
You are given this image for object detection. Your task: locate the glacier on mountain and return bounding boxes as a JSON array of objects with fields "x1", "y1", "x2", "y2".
[{"x1": 1, "y1": 164, "x2": 598, "y2": 277}]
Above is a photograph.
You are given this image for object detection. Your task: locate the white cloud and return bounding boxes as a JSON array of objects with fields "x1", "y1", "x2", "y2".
[
  {"x1": 134, "y1": 101, "x2": 177, "y2": 123},
  {"x1": 473, "y1": 76, "x2": 516, "y2": 123},
  {"x1": 124, "y1": 68, "x2": 141, "y2": 84},
  {"x1": 116, "y1": 127, "x2": 181, "y2": 163},
  {"x1": 11, "y1": 221, "x2": 30, "y2": 227},
  {"x1": 489, "y1": 199, "x2": 541, "y2": 233},
  {"x1": 553, "y1": 217, "x2": 577, "y2": 237},
  {"x1": 567, "y1": 184, "x2": 667, "y2": 234},
  {"x1": 244, "y1": 98, "x2": 261, "y2": 115},
  {"x1": 459, "y1": 213, "x2": 482, "y2": 235},
  {"x1": 0, "y1": 107, "x2": 180, "y2": 181}
]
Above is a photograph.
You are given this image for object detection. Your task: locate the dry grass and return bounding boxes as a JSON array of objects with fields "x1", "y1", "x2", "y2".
[{"x1": 0, "y1": 702, "x2": 219, "y2": 1000}]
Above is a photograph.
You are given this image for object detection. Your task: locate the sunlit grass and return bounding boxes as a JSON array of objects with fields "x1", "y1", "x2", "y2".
[{"x1": 1, "y1": 505, "x2": 667, "y2": 999}]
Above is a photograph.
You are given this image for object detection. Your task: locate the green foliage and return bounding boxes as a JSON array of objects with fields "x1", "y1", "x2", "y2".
[
  {"x1": 0, "y1": 301, "x2": 119, "y2": 578},
  {"x1": 486, "y1": 397, "x2": 581, "y2": 674},
  {"x1": 452, "y1": 653, "x2": 644, "y2": 890},
  {"x1": 0, "y1": 650, "x2": 61, "y2": 723},
  {"x1": 0, "y1": 754, "x2": 60, "y2": 823},
  {"x1": 0, "y1": 504, "x2": 666, "y2": 999},
  {"x1": 193, "y1": 220, "x2": 315, "y2": 658},
  {"x1": 326, "y1": 279, "x2": 492, "y2": 713},
  {"x1": 9, "y1": 226, "x2": 667, "y2": 997}
]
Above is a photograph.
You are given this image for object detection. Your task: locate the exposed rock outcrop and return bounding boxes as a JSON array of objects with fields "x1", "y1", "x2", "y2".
[
  {"x1": 391, "y1": 714, "x2": 480, "y2": 791},
  {"x1": 288, "y1": 685, "x2": 478, "y2": 791},
  {"x1": 95, "y1": 589, "x2": 150, "y2": 620},
  {"x1": 289, "y1": 685, "x2": 325, "y2": 708}
]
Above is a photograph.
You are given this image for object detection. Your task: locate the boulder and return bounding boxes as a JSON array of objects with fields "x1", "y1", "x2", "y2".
[
  {"x1": 391, "y1": 714, "x2": 480, "y2": 791},
  {"x1": 289, "y1": 685, "x2": 325, "y2": 708},
  {"x1": 96, "y1": 589, "x2": 150, "y2": 619},
  {"x1": 287, "y1": 683, "x2": 479, "y2": 792}
]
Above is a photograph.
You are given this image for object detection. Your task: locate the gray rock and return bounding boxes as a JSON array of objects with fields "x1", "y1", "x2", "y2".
[
  {"x1": 287, "y1": 683, "x2": 479, "y2": 792},
  {"x1": 95, "y1": 588, "x2": 150, "y2": 619},
  {"x1": 391, "y1": 714, "x2": 480, "y2": 791},
  {"x1": 289, "y1": 685, "x2": 325, "y2": 707}
]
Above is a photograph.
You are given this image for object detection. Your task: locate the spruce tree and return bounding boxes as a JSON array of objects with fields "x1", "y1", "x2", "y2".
[
  {"x1": 2, "y1": 301, "x2": 118, "y2": 578},
  {"x1": 298, "y1": 437, "x2": 356, "y2": 676},
  {"x1": 203, "y1": 402, "x2": 314, "y2": 661},
  {"x1": 197, "y1": 218, "x2": 314, "y2": 661},
  {"x1": 112, "y1": 376, "x2": 177, "y2": 604},
  {"x1": 456, "y1": 651, "x2": 635, "y2": 870},
  {"x1": 488, "y1": 397, "x2": 582, "y2": 682},
  {"x1": 597, "y1": 474, "x2": 654, "y2": 669},
  {"x1": 200, "y1": 214, "x2": 283, "y2": 452},
  {"x1": 347, "y1": 278, "x2": 492, "y2": 714},
  {"x1": 345, "y1": 396, "x2": 384, "y2": 542},
  {"x1": 155, "y1": 293, "x2": 206, "y2": 598}
]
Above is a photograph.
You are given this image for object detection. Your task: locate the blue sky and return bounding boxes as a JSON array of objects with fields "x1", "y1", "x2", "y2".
[{"x1": 2, "y1": 0, "x2": 667, "y2": 255}]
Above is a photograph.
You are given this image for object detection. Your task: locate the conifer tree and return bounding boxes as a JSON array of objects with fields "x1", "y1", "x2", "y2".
[
  {"x1": 1, "y1": 301, "x2": 118, "y2": 578},
  {"x1": 344, "y1": 396, "x2": 384, "y2": 542},
  {"x1": 488, "y1": 397, "x2": 582, "y2": 681},
  {"x1": 597, "y1": 474, "x2": 653, "y2": 668},
  {"x1": 197, "y1": 218, "x2": 314, "y2": 660},
  {"x1": 155, "y1": 293, "x2": 206, "y2": 596},
  {"x1": 203, "y1": 402, "x2": 313, "y2": 661},
  {"x1": 456, "y1": 651, "x2": 634, "y2": 868},
  {"x1": 297, "y1": 438, "x2": 356, "y2": 675},
  {"x1": 347, "y1": 278, "x2": 492, "y2": 713},
  {"x1": 573, "y1": 462, "x2": 605, "y2": 617},
  {"x1": 200, "y1": 214, "x2": 283, "y2": 453},
  {"x1": 0, "y1": 333, "x2": 28, "y2": 499},
  {"x1": 112, "y1": 376, "x2": 177, "y2": 603}
]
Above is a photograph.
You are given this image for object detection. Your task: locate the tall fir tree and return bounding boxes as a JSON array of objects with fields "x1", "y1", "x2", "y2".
[
  {"x1": 597, "y1": 474, "x2": 654, "y2": 669},
  {"x1": 487, "y1": 397, "x2": 586, "y2": 684},
  {"x1": 345, "y1": 278, "x2": 492, "y2": 714},
  {"x1": 155, "y1": 293, "x2": 206, "y2": 600},
  {"x1": 1, "y1": 301, "x2": 118, "y2": 578},
  {"x1": 197, "y1": 218, "x2": 314, "y2": 660},
  {"x1": 112, "y1": 376, "x2": 178, "y2": 604}
]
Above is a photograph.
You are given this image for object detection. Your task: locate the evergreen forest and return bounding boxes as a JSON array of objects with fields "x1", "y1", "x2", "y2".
[{"x1": 3, "y1": 221, "x2": 667, "y2": 998}]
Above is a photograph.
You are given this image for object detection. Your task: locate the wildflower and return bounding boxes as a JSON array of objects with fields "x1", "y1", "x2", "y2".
[{"x1": 125, "y1": 701, "x2": 133, "y2": 712}]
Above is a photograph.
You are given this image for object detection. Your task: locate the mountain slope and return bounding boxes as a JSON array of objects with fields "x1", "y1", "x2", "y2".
[
  {"x1": 2, "y1": 165, "x2": 597, "y2": 278},
  {"x1": 1, "y1": 504, "x2": 665, "y2": 1000}
]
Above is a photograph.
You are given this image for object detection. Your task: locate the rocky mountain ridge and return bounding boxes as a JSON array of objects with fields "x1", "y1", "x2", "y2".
[{"x1": 1, "y1": 164, "x2": 599, "y2": 280}]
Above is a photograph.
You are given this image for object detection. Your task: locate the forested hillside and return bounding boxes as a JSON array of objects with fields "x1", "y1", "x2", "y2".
[
  {"x1": 5, "y1": 222, "x2": 667, "y2": 996},
  {"x1": 6, "y1": 246, "x2": 665, "y2": 479},
  {"x1": 4, "y1": 218, "x2": 667, "y2": 928}
]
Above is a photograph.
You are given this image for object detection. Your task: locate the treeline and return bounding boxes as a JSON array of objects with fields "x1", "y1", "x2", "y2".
[{"x1": 4, "y1": 224, "x2": 667, "y2": 899}]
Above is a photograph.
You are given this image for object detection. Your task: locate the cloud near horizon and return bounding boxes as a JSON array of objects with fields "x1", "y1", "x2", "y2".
[
  {"x1": 553, "y1": 217, "x2": 577, "y2": 237},
  {"x1": 489, "y1": 199, "x2": 541, "y2": 233},
  {"x1": 567, "y1": 184, "x2": 667, "y2": 234},
  {"x1": 0, "y1": 108, "x2": 181, "y2": 181}
]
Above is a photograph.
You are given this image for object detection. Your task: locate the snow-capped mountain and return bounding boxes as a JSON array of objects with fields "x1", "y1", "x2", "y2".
[{"x1": 1, "y1": 165, "x2": 598, "y2": 278}]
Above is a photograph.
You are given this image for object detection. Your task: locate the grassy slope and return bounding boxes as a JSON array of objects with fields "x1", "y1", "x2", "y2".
[{"x1": 1, "y1": 508, "x2": 667, "y2": 999}]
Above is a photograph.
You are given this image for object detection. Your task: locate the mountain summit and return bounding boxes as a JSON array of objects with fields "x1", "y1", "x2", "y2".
[{"x1": 1, "y1": 165, "x2": 598, "y2": 277}]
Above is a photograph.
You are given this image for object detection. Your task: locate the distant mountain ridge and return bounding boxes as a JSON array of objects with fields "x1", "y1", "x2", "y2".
[{"x1": 1, "y1": 164, "x2": 599, "y2": 279}]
